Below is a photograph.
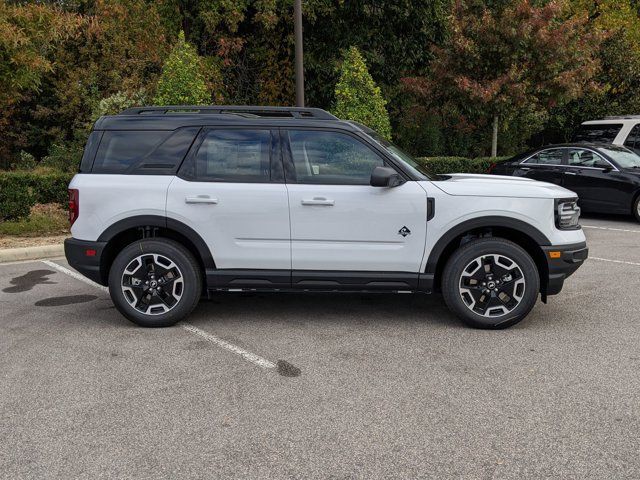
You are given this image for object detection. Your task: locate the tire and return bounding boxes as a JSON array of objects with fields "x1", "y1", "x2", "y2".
[
  {"x1": 442, "y1": 237, "x2": 540, "y2": 329},
  {"x1": 633, "y1": 195, "x2": 640, "y2": 223},
  {"x1": 108, "y1": 238, "x2": 202, "y2": 327}
]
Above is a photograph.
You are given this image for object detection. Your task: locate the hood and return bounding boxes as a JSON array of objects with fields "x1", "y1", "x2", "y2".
[{"x1": 432, "y1": 173, "x2": 576, "y2": 199}]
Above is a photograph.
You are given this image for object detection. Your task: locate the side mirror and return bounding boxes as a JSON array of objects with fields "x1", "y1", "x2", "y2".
[
  {"x1": 596, "y1": 164, "x2": 612, "y2": 172},
  {"x1": 370, "y1": 166, "x2": 403, "y2": 187}
]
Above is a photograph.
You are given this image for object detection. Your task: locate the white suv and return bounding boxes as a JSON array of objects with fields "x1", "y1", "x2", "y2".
[
  {"x1": 65, "y1": 106, "x2": 588, "y2": 329},
  {"x1": 574, "y1": 116, "x2": 640, "y2": 154}
]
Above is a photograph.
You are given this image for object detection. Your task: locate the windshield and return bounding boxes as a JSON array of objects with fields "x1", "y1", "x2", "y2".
[
  {"x1": 597, "y1": 145, "x2": 640, "y2": 168},
  {"x1": 365, "y1": 130, "x2": 438, "y2": 180}
]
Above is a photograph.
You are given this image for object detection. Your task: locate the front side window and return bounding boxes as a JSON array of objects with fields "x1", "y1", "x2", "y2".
[
  {"x1": 190, "y1": 129, "x2": 272, "y2": 182},
  {"x1": 567, "y1": 149, "x2": 610, "y2": 168},
  {"x1": 572, "y1": 123, "x2": 622, "y2": 143},
  {"x1": 523, "y1": 149, "x2": 564, "y2": 165},
  {"x1": 287, "y1": 130, "x2": 384, "y2": 185}
]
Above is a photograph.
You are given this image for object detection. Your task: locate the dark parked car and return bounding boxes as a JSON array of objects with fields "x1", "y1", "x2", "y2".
[{"x1": 490, "y1": 143, "x2": 640, "y2": 222}]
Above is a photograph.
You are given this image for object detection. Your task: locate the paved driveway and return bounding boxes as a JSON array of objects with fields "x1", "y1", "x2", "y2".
[{"x1": 1, "y1": 214, "x2": 639, "y2": 479}]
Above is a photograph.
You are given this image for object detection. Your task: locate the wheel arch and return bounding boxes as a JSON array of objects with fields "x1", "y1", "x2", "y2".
[
  {"x1": 426, "y1": 216, "x2": 550, "y2": 294},
  {"x1": 97, "y1": 215, "x2": 214, "y2": 285}
]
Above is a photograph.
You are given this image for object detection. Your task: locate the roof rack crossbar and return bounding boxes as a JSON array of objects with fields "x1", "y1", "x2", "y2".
[{"x1": 119, "y1": 105, "x2": 338, "y2": 120}]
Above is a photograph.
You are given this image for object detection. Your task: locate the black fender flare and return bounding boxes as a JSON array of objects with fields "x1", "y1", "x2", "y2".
[
  {"x1": 97, "y1": 215, "x2": 215, "y2": 269},
  {"x1": 425, "y1": 216, "x2": 551, "y2": 274}
]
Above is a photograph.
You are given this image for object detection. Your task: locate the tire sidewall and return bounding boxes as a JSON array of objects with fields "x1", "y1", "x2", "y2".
[
  {"x1": 633, "y1": 196, "x2": 640, "y2": 223},
  {"x1": 108, "y1": 239, "x2": 201, "y2": 327},
  {"x1": 442, "y1": 239, "x2": 540, "y2": 329}
]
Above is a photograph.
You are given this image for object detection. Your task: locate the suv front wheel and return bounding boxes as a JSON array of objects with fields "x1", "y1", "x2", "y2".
[
  {"x1": 108, "y1": 238, "x2": 202, "y2": 327},
  {"x1": 442, "y1": 238, "x2": 540, "y2": 329}
]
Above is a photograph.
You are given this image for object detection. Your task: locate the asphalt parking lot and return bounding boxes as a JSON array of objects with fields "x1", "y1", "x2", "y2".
[{"x1": 2, "y1": 214, "x2": 640, "y2": 479}]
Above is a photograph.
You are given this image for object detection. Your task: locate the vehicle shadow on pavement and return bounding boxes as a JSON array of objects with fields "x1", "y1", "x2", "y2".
[{"x1": 191, "y1": 292, "x2": 461, "y2": 329}]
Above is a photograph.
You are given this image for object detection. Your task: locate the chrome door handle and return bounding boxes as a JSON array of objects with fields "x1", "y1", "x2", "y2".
[
  {"x1": 564, "y1": 171, "x2": 577, "y2": 175},
  {"x1": 185, "y1": 195, "x2": 219, "y2": 204},
  {"x1": 520, "y1": 167, "x2": 531, "y2": 171},
  {"x1": 301, "y1": 197, "x2": 335, "y2": 206}
]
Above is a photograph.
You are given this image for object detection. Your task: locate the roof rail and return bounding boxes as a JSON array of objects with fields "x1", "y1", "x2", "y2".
[
  {"x1": 118, "y1": 105, "x2": 338, "y2": 120},
  {"x1": 603, "y1": 115, "x2": 640, "y2": 120}
]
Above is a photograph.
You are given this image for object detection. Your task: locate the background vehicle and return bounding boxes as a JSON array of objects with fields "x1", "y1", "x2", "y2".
[
  {"x1": 490, "y1": 143, "x2": 640, "y2": 222},
  {"x1": 573, "y1": 116, "x2": 640, "y2": 154},
  {"x1": 65, "y1": 106, "x2": 587, "y2": 330}
]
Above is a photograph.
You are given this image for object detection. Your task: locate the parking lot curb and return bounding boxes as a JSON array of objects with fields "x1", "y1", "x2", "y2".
[{"x1": 0, "y1": 243, "x2": 64, "y2": 263}]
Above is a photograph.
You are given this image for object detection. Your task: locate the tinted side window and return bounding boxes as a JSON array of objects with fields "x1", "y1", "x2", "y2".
[
  {"x1": 93, "y1": 131, "x2": 169, "y2": 173},
  {"x1": 190, "y1": 129, "x2": 272, "y2": 182},
  {"x1": 287, "y1": 130, "x2": 384, "y2": 185},
  {"x1": 79, "y1": 131, "x2": 102, "y2": 173},
  {"x1": 572, "y1": 124, "x2": 622, "y2": 143},
  {"x1": 523, "y1": 149, "x2": 564, "y2": 165},
  {"x1": 129, "y1": 127, "x2": 200, "y2": 174}
]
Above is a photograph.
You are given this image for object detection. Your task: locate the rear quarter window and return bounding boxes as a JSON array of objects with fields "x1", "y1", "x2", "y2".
[
  {"x1": 92, "y1": 131, "x2": 169, "y2": 173},
  {"x1": 572, "y1": 124, "x2": 623, "y2": 143},
  {"x1": 90, "y1": 128, "x2": 199, "y2": 174}
]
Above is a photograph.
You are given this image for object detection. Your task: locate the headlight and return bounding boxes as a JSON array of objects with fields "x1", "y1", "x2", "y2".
[{"x1": 555, "y1": 198, "x2": 581, "y2": 230}]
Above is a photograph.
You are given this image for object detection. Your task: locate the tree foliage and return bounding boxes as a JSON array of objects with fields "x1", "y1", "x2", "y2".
[
  {"x1": 333, "y1": 47, "x2": 391, "y2": 139},
  {"x1": 155, "y1": 31, "x2": 210, "y2": 105},
  {"x1": 1, "y1": 0, "x2": 640, "y2": 169},
  {"x1": 403, "y1": 0, "x2": 604, "y2": 154}
]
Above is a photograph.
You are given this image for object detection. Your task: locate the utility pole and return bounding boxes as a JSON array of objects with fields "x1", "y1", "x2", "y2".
[{"x1": 294, "y1": 0, "x2": 305, "y2": 107}]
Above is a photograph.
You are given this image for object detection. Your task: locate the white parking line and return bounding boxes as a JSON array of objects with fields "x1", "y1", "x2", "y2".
[
  {"x1": 41, "y1": 259, "x2": 109, "y2": 292},
  {"x1": 583, "y1": 225, "x2": 640, "y2": 233},
  {"x1": 181, "y1": 324, "x2": 276, "y2": 369},
  {"x1": 590, "y1": 257, "x2": 640, "y2": 267},
  {"x1": 40, "y1": 259, "x2": 276, "y2": 370}
]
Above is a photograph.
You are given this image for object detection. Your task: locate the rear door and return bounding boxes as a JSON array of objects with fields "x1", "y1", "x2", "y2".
[
  {"x1": 167, "y1": 127, "x2": 291, "y2": 284},
  {"x1": 282, "y1": 128, "x2": 428, "y2": 278},
  {"x1": 513, "y1": 148, "x2": 566, "y2": 185}
]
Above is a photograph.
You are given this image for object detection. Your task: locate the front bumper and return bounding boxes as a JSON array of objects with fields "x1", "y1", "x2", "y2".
[
  {"x1": 541, "y1": 241, "x2": 588, "y2": 297},
  {"x1": 64, "y1": 238, "x2": 107, "y2": 285}
]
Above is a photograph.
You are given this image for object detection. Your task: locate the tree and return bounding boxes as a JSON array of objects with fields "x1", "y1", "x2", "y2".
[
  {"x1": 541, "y1": 0, "x2": 640, "y2": 142},
  {"x1": 154, "y1": 31, "x2": 210, "y2": 105},
  {"x1": 0, "y1": 1, "x2": 81, "y2": 167},
  {"x1": 403, "y1": 0, "x2": 603, "y2": 156},
  {"x1": 332, "y1": 47, "x2": 391, "y2": 139}
]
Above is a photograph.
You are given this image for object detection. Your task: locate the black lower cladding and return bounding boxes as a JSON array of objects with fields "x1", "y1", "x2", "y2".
[
  {"x1": 542, "y1": 241, "x2": 588, "y2": 296},
  {"x1": 64, "y1": 238, "x2": 107, "y2": 285},
  {"x1": 206, "y1": 269, "x2": 428, "y2": 292}
]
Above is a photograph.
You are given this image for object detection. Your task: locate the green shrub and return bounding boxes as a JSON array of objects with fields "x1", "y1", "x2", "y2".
[
  {"x1": 416, "y1": 156, "x2": 510, "y2": 175},
  {"x1": 155, "y1": 31, "x2": 210, "y2": 105},
  {"x1": 0, "y1": 171, "x2": 73, "y2": 221},
  {"x1": 333, "y1": 46, "x2": 392, "y2": 140},
  {"x1": 0, "y1": 173, "x2": 36, "y2": 221}
]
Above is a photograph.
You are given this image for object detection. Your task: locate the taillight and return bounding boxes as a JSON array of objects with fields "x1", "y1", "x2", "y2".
[
  {"x1": 487, "y1": 162, "x2": 497, "y2": 174},
  {"x1": 68, "y1": 189, "x2": 79, "y2": 226}
]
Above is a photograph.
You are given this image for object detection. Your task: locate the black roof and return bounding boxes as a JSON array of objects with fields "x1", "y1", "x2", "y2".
[{"x1": 94, "y1": 105, "x2": 357, "y2": 131}]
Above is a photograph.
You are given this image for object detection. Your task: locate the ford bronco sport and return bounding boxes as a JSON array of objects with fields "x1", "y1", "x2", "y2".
[{"x1": 65, "y1": 106, "x2": 588, "y2": 329}]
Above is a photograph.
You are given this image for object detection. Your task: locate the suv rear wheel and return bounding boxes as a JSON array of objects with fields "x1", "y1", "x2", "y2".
[
  {"x1": 108, "y1": 238, "x2": 202, "y2": 327},
  {"x1": 442, "y1": 238, "x2": 539, "y2": 329}
]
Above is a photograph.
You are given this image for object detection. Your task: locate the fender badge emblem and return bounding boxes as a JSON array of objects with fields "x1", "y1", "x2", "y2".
[{"x1": 398, "y1": 226, "x2": 411, "y2": 237}]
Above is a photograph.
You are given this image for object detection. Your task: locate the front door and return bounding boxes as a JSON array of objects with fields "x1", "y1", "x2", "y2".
[
  {"x1": 167, "y1": 128, "x2": 291, "y2": 283},
  {"x1": 563, "y1": 147, "x2": 629, "y2": 212},
  {"x1": 282, "y1": 129, "x2": 428, "y2": 277}
]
